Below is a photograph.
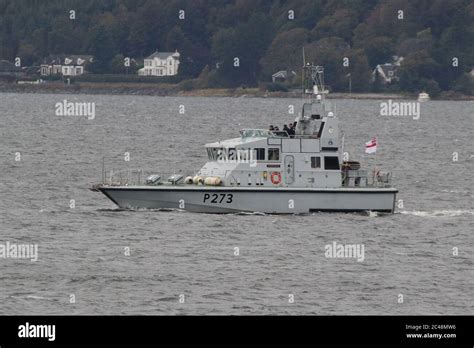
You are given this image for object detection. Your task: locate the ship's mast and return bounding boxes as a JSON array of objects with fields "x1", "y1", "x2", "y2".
[{"x1": 302, "y1": 63, "x2": 325, "y2": 104}]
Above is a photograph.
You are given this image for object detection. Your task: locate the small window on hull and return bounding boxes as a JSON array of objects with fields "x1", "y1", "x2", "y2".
[
  {"x1": 311, "y1": 157, "x2": 321, "y2": 168},
  {"x1": 268, "y1": 148, "x2": 280, "y2": 161}
]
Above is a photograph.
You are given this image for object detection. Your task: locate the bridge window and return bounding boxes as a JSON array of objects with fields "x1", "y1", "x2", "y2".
[
  {"x1": 255, "y1": 148, "x2": 265, "y2": 160},
  {"x1": 324, "y1": 156, "x2": 340, "y2": 170},
  {"x1": 311, "y1": 157, "x2": 321, "y2": 168},
  {"x1": 228, "y1": 148, "x2": 236, "y2": 161},
  {"x1": 216, "y1": 148, "x2": 224, "y2": 161},
  {"x1": 240, "y1": 129, "x2": 271, "y2": 138},
  {"x1": 211, "y1": 148, "x2": 220, "y2": 160},
  {"x1": 218, "y1": 147, "x2": 235, "y2": 161},
  {"x1": 236, "y1": 148, "x2": 250, "y2": 160},
  {"x1": 268, "y1": 148, "x2": 280, "y2": 161}
]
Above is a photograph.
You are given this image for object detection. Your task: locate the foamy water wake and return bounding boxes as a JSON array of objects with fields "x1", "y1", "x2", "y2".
[{"x1": 400, "y1": 210, "x2": 474, "y2": 217}]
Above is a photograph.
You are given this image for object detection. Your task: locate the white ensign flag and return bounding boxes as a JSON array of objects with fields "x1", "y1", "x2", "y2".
[{"x1": 365, "y1": 137, "x2": 377, "y2": 154}]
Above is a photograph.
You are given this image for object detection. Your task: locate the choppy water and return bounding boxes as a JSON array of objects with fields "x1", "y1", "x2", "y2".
[{"x1": 0, "y1": 93, "x2": 472, "y2": 315}]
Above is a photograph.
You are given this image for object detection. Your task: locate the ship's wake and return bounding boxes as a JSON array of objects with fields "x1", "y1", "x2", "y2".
[
  {"x1": 399, "y1": 210, "x2": 474, "y2": 217},
  {"x1": 96, "y1": 208, "x2": 179, "y2": 213}
]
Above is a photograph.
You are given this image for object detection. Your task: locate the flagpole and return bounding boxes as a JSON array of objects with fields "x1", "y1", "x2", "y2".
[
  {"x1": 341, "y1": 131, "x2": 345, "y2": 160},
  {"x1": 374, "y1": 135, "x2": 377, "y2": 185},
  {"x1": 365, "y1": 136, "x2": 378, "y2": 185}
]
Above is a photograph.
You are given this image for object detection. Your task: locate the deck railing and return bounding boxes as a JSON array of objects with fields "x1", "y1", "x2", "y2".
[
  {"x1": 342, "y1": 169, "x2": 393, "y2": 188},
  {"x1": 102, "y1": 169, "x2": 196, "y2": 186}
]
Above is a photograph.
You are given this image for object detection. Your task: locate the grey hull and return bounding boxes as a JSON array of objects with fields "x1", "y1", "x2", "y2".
[{"x1": 98, "y1": 186, "x2": 398, "y2": 213}]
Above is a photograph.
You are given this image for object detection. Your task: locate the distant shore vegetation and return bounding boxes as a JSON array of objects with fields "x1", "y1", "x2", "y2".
[{"x1": 0, "y1": 0, "x2": 473, "y2": 96}]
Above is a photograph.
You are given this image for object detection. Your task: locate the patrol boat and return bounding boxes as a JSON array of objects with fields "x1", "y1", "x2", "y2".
[{"x1": 92, "y1": 64, "x2": 397, "y2": 213}]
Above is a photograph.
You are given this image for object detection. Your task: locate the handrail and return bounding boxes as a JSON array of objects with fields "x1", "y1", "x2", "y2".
[{"x1": 103, "y1": 169, "x2": 194, "y2": 186}]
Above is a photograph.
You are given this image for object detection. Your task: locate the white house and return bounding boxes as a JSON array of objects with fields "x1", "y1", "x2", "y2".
[
  {"x1": 40, "y1": 55, "x2": 93, "y2": 76},
  {"x1": 372, "y1": 56, "x2": 404, "y2": 84},
  {"x1": 138, "y1": 50, "x2": 180, "y2": 76},
  {"x1": 272, "y1": 70, "x2": 296, "y2": 83}
]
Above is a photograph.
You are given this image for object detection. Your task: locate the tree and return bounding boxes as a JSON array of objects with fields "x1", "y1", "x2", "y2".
[
  {"x1": 312, "y1": 9, "x2": 358, "y2": 42},
  {"x1": 17, "y1": 42, "x2": 38, "y2": 66},
  {"x1": 126, "y1": 23, "x2": 147, "y2": 58},
  {"x1": 361, "y1": 36, "x2": 394, "y2": 68},
  {"x1": 260, "y1": 28, "x2": 310, "y2": 78},
  {"x1": 212, "y1": 12, "x2": 274, "y2": 86},
  {"x1": 86, "y1": 25, "x2": 116, "y2": 73},
  {"x1": 303, "y1": 37, "x2": 349, "y2": 91},
  {"x1": 398, "y1": 50, "x2": 440, "y2": 92},
  {"x1": 452, "y1": 73, "x2": 474, "y2": 95},
  {"x1": 345, "y1": 49, "x2": 371, "y2": 92},
  {"x1": 110, "y1": 54, "x2": 126, "y2": 74},
  {"x1": 166, "y1": 26, "x2": 209, "y2": 77}
]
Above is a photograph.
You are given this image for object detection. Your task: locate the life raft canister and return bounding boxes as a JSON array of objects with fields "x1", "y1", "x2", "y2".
[{"x1": 270, "y1": 172, "x2": 281, "y2": 185}]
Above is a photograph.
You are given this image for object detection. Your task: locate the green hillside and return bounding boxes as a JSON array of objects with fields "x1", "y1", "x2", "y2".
[{"x1": 0, "y1": 0, "x2": 473, "y2": 94}]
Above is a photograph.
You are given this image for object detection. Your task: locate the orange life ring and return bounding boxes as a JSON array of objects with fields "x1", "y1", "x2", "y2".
[{"x1": 270, "y1": 172, "x2": 281, "y2": 185}]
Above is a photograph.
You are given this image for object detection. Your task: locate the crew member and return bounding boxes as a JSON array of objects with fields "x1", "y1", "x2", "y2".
[{"x1": 287, "y1": 123, "x2": 295, "y2": 136}]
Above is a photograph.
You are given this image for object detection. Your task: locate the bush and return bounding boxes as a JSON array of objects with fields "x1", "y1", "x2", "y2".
[
  {"x1": 0, "y1": 74, "x2": 16, "y2": 83},
  {"x1": 41, "y1": 75, "x2": 62, "y2": 82},
  {"x1": 263, "y1": 82, "x2": 288, "y2": 92},
  {"x1": 205, "y1": 70, "x2": 223, "y2": 88},
  {"x1": 452, "y1": 74, "x2": 474, "y2": 96},
  {"x1": 73, "y1": 74, "x2": 189, "y2": 84},
  {"x1": 177, "y1": 79, "x2": 196, "y2": 91},
  {"x1": 421, "y1": 79, "x2": 441, "y2": 98}
]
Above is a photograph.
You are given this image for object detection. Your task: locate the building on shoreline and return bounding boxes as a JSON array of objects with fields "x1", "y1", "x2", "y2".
[
  {"x1": 272, "y1": 70, "x2": 296, "y2": 83},
  {"x1": 40, "y1": 55, "x2": 94, "y2": 77},
  {"x1": 372, "y1": 56, "x2": 404, "y2": 85},
  {"x1": 138, "y1": 50, "x2": 180, "y2": 76}
]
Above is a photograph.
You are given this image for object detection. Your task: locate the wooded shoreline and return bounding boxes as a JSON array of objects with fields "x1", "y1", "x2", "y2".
[
  {"x1": 0, "y1": 82, "x2": 474, "y2": 100},
  {"x1": 1, "y1": 82, "x2": 472, "y2": 100}
]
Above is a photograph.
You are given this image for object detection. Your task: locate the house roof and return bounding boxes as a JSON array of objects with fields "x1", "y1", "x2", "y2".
[
  {"x1": 379, "y1": 63, "x2": 397, "y2": 77},
  {"x1": 273, "y1": 70, "x2": 288, "y2": 78},
  {"x1": 145, "y1": 51, "x2": 180, "y2": 60},
  {"x1": 42, "y1": 55, "x2": 93, "y2": 66},
  {"x1": 131, "y1": 58, "x2": 143, "y2": 66},
  {"x1": 272, "y1": 70, "x2": 296, "y2": 79},
  {"x1": 372, "y1": 63, "x2": 400, "y2": 83},
  {"x1": 64, "y1": 55, "x2": 93, "y2": 66},
  {"x1": 41, "y1": 56, "x2": 62, "y2": 65}
]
